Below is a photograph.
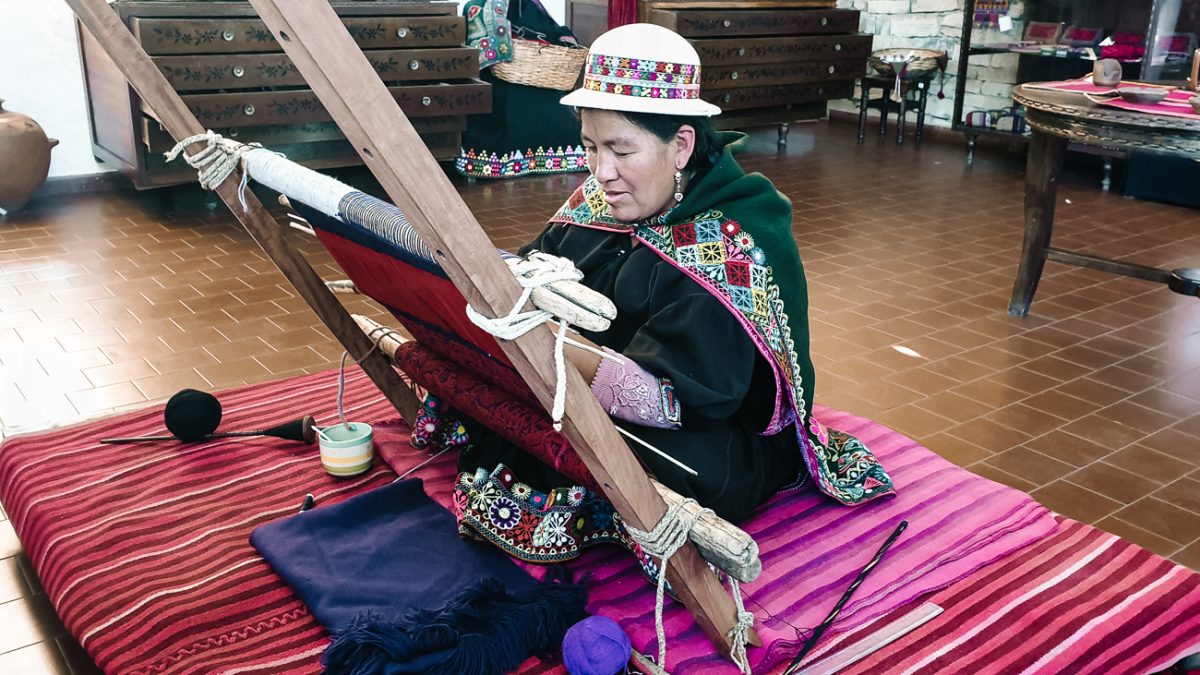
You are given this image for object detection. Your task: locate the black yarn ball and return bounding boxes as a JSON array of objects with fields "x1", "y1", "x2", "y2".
[{"x1": 163, "y1": 389, "x2": 222, "y2": 442}]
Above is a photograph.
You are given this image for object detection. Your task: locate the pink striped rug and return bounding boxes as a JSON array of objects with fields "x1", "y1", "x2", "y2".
[
  {"x1": 833, "y1": 517, "x2": 1200, "y2": 674},
  {"x1": 0, "y1": 369, "x2": 1195, "y2": 674},
  {"x1": 411, "y1": 405, "x2": 1060, "y2": 674}
]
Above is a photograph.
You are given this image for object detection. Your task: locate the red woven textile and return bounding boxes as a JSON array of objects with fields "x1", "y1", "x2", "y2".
[
  {"x1": 0, "y1": 369, "x2": 398, "y2": 674},
  {"x1": 393, "y1": 341, "x2": 597, "y2": 490}
]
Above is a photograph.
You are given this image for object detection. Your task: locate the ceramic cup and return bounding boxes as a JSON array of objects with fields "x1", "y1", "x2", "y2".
[
  {"x1": 1093, "y1": 59, "x2": 1122, "y2": 87},
  {"x1": 318, "y1": 422, "x2": 374, "y2": 477}
]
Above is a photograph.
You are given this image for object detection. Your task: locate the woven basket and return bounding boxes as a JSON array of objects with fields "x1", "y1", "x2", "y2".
[
  {"x1": 868, "y1": 48, "x2": 946, "y2": 79},
  {"x1": 492, "y1": 38, "x2": 588, "y2": 91}
]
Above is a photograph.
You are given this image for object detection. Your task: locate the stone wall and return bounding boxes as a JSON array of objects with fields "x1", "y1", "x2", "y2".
[{"x1": 831, "y1": 1, "x2": 1030, "y2": 127}]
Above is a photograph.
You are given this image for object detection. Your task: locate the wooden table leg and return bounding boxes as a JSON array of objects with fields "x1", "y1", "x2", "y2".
[
  {"x1": 915, "y1": 82, "x2": 929, "y2": 145},
  {"x1": 858, "y1": 80, "x2": 869, "y2": 143},
  {"x1": 1009, "y1": 129, "x2": 1068, "y2": 317}
]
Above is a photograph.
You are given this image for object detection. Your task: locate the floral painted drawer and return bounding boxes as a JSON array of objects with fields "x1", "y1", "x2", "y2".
[{"x1": 79, "y1": 1, "x2": 490, "y2": 188}]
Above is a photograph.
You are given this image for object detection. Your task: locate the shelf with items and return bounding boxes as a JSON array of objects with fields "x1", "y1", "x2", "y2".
[{"x1": 952, "y1": 0, "x2": 1197, "y2": 190}]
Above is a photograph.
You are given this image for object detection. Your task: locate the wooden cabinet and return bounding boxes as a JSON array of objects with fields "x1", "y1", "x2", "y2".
[
  {"x1": 565, "y1": 1, "x2": 870, "y2": 132},
  {"x1": 78, "y1": 1, "x2": 491, "y2": 188}
]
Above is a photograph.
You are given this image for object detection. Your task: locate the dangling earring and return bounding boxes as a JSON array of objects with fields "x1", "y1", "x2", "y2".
[{"x1": 673, "y1": 170, "x2": 683, "y2": 203}]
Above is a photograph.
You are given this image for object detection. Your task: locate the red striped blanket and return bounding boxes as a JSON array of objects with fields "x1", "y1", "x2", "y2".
[{"x1": 0, "y1": 369, "x2": 1196, "y2": 674}]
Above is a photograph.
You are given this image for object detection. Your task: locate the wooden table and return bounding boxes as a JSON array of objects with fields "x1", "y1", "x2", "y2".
[{"x1": 1007, "y1": 83, "x2": 1200, "y2": 317}]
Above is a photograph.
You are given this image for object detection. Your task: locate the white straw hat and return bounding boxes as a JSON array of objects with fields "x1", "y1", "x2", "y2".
[{"x1": 560, "y1": 23, "x2": 721, "y2": 117}]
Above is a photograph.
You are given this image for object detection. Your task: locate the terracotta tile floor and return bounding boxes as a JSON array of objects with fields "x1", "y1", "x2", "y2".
[{"x1": 1, "y1": 120, "x2": 1199, "y2": 670}]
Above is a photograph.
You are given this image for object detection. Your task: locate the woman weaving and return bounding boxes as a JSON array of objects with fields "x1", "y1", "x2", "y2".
[{"x1": 451, "y1": 24, "x2": 894, "y2": 563}]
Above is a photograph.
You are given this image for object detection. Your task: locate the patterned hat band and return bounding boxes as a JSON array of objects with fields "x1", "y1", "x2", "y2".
[{"x1": 582, "y1": 53, "x2": 702, "y2": 100}]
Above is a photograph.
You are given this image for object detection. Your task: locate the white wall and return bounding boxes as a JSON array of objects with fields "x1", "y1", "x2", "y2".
[
  {"x1": 2, "y1": 0, "x2": 567, "y2": 182},
  {"x1": 0, "y1": 1, "x2": 111, "y2": 179}
]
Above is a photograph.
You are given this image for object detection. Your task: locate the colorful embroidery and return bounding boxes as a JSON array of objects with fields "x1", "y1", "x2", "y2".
[
  {"x1": 464, "y1": 0, "x2": 513, "y2": 68},
  {"x1": 455, "y1": 146, "x2": 588, "y2": 179},
  {"x1": 581, "y1": 54, "x2": 701, "y2": 100},
  {"x1": 455, "y1": 464, "x2": 634, "y2": 563},
  {"x1": 457, "y1": 464, "x2": 670, "y2": 593},
  {"x1": 410, "y1": 394, "x2": 470, "y2": 451},
  {"x1": 548, "y1": 176, "x2": 895, "y2": 506},
  {"x1": 659, "y1": 378, "x2": 680, "y2": 426}
]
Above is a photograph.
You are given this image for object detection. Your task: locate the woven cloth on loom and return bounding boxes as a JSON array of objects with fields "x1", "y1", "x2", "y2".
[{"x1": 1, "y1": 369, "x2": 1197, "y2": 673}]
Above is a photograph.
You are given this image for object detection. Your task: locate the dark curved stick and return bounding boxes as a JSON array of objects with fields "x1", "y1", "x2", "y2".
[
  {"x1": 783, "y1": 520, "x2": 909, "y2": 675},
  {"x1": 101, "y1": 415, "x2": 317, "y2": 445}
]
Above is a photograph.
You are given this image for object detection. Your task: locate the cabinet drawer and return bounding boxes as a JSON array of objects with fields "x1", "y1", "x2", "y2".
[
  {"x1": 140, "y1": 117, "x2": 467, "y2": 154},
  {"x1": 703, "y1": 79, "x2": 854, "y2": 110},
  {"x1": 694, "y1": 34, "x2": 872, "y2": 65},
  {"x1": 153, "y1": 80, "x2": 491, "y2": 127},
  {"x1": 649, "y1": 9, "x2": 859, "y2": 37},
  {"x1": 132, "y1": 16, "x2": 465, "y2": 55},
  {"x1": 704, "y1": 59, "x2": 863, "y2": 89},
  {"x1": 154, "y1": 48, "x2": 480, "y2": 91}
]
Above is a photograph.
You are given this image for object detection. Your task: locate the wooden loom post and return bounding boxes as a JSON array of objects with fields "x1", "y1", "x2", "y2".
[
  {"x1": 246, "y1": 0, "x2": 745, "y2": 653},
  {"x1": 64, "y1": 0, "x2": 420, "y2": 425}
]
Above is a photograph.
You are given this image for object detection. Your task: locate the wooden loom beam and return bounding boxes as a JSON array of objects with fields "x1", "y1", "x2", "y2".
[
  {"x1": 65, "y1": 0, "x2": 421, "y2": 426},
  {"x1": 246, "y1": 0, "x2": 744, "y2": 653}
]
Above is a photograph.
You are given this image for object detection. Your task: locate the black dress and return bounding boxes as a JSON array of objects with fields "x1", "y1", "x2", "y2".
[{"x1": 458, "y1": 223, "x2": 805, "y2": 524}]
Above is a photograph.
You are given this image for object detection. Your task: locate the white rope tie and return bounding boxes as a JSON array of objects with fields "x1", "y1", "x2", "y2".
[
  {"x1": 164, "y1": 132, "x2": 274, "y2": 212},
  {"x1": 728, "y1": 577, "x2": 755, "y2": 674},
  {"x1": 465, "y1": 252, "x2": 593, "y2": 432},
  {"x1": 626, "y1": 498, "x2": 755, "y2": 675}
]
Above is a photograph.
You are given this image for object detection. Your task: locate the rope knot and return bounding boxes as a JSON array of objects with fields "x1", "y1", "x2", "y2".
[
  {"x1": 465, "y1": 251, "x2": 596, "y2": 431},
  {"x1": 164, "y1": 132, "x2": 267, "y2": 210},
  {"x1": 627, "y1": 500, "x2": 755, "y2": 674}
]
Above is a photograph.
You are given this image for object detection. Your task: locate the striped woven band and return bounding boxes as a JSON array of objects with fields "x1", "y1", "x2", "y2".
[{"x1": 583, "y1": 54, "x2": 701, "y2": 100}]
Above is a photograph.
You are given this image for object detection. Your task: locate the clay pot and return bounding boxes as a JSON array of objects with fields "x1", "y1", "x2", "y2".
[
  {"x1": 0, "y1": 99, "x2": 59, "y2": 214},
  {"x1": 1092, "y1": 59, "x2": 1122, "y2": 87}
]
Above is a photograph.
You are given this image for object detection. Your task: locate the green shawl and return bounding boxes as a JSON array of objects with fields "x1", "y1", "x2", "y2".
[{"x1": 548, "y1": 132, "x2": 894, "y2": 505}]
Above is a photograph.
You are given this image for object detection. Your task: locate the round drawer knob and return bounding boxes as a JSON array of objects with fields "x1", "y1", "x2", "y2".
[
  {"x1": 228, "y1": 128, "x2": 240, "y2": 138},
  {"x1": 722, "y1": 19, "x2": 731, "y2": 27},
  {"x1": 834, "y1": 43, "x2": 842, "y2": 51},
  {"x1": 828, "y1": 65, "x2": 836, "y2": 74},
  {"x1": 820, "y1": 17, "x2": 829, "y2": 26},
  {"x1": 243, "y1": 104, "x2": 255, "y2": 116},
  {"x1": 409, "y1": 59, "x2": 421, "y2": 71},
  {"x1": 396, "y1": 28, "x2": 408, "y2": 38},
  {"x1": 723, "y1": 94, "x2": 731, "y2": 103},
  {"x1": 222, "y1": 30, "x2": 235, "y2": 41},
  {"x1": 737, "y1": 47, "x2": 745, "y2": 56},
  {"x1": 232, "y1": 66, "x2": 245, "y2": 78},
  {"x1": 421, "y1": 96, "x2": 432, "y2": 106},
  {"x1": 730, "y1": 71, "x2": 738, "y2": 80}
]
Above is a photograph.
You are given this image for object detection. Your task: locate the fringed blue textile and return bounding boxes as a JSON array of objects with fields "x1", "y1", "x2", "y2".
[
  {"x1": 250, "y1": 479, "x2": 587, "y2": 674},
  {"x1": 324, "y1": 578, "x2": 586, "y2": 675}
]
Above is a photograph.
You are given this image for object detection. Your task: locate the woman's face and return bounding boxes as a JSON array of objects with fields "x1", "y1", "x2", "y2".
[{"x1": 580, "y1": 109, "x2": 694, "y2": 223}]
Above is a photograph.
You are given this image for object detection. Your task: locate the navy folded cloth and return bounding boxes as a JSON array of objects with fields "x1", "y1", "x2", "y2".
[{"x1": 250, "y1": 478, "x2": 586, "y2": 675}]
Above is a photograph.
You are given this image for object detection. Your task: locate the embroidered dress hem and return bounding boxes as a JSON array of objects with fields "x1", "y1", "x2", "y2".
[{"x1": 455, "y1": 146, "x2": 589, "y2": 179}]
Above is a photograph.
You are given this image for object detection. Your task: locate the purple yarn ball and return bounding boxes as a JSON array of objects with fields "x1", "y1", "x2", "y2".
[{"x1": 562, "y1": 616, "x2": 631, "y2": 675}]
